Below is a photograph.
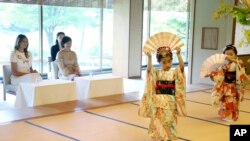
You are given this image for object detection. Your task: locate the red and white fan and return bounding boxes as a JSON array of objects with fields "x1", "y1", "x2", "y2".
[
  {"x1": 143, "y1": 32, "x2": 184, "y2": 54},
  {"x1": 200, "y1": 54, "x2": 227, "y2": 78}
]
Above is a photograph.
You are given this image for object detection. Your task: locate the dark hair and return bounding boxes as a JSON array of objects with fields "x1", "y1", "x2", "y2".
[
  {"x1": 156, "y1": 46, "x2": 173, "y2": 63},
  {"x1": 14, "y1": 34, "x2": 29, "y2": 58},
  {"x1": 223, "y1": 44, "x2": 237, "y2": 55},
  {"x1": 61, "y1": 36, "x2": 72, "y2": 48},
  {"x1": 55, "y1": 32, "x2": 65, "y2": 44}
]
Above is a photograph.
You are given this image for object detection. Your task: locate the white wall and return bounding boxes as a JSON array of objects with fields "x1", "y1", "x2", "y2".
[
  {"x1": 112, "y1": 0, "x2": 234, "y2": 81},
  {"x1": 128, "y1": 0, "x2": 143, "y2": 78},
  {"x1": 189, "y1": 0, "x2": 233, "y2": 85},
  {"x1": 112, "y1": 0, "x2": 143, "y2": 78},
  {"x1": 112, "y1": 0, "x2": 130, "y2": 77}
]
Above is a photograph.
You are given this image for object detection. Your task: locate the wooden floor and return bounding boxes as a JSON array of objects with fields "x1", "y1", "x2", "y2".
[
  {"x1": 1, "y1": 87, "x2": 250, "y2": 141},
  {"x1": 0, "y1": 91, "x2": 140, "y2": 123},
  {"x1": 1, "y1": 73, "x2": 249, "y2": 141}
]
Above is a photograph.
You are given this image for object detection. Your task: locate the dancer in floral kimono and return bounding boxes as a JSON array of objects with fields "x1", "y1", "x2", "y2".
[
  {"x1": 208, "y1": 44, "x2": 249, "y2": 121},
  {"x1": 139, "y1": 46, "x2": 187, "y2": 141}
]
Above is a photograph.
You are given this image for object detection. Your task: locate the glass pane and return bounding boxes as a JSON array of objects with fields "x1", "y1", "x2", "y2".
[
  {"x1": 143, "y1": 0, "x2": 189, "y2": 66},
  {"x1": 43, "y1": 5, "x2": 101, "y2": 73},
  {"x1": 0, "y1": 3, "x2": 39, "y2": 76}
]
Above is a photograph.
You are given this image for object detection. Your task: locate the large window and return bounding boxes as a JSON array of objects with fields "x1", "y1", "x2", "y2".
[
  {"x1": 0, "y1": 3, "x2": 40, "y2": 75},
  {"x1": 0, "y1": 0, "x2": 113, "y2": 77},
  {"x1": 142, "y1": 0, "x2": 189, "y2": 66},
  {"x1": 42, "y1": 6, "x2": 102, "y2": 72}
]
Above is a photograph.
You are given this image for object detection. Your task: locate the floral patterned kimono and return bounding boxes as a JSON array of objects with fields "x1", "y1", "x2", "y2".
[
  {"x1": 138, "y1": 66, "x2": 187, "y2": 141},
  {"x1": 211, "y1": 60, "x2": 248, "y2": 121}
]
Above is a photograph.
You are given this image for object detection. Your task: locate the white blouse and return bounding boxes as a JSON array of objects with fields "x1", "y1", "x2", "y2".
[{"x1": 10, "y1": 50, "x2": 32, "y2": 73}]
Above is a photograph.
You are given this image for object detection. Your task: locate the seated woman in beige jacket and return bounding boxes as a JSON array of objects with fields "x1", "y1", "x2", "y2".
[{"x1": 56, "y1": 36, "x2": 82, "y2": 80}]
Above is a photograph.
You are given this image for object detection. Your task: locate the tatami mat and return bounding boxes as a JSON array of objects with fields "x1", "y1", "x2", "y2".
[
  {"x1": 87, "y1": 95, "x2": 250, "y2": 141},
  {"x1": 0, "y1": 122, "x2": 71, "y2": 141},
  {"x1": 186, "y1": 91, "x2": 250, "y2": 113},
  {"x1": 0, "y1": 89, "x2": 249, "y2": 141},
  {"x1": 87, "y1": 103, "x2": 230, "y2": 141},
  {"x1": 27, "y1": 112, "x2": 152, "y2": 141}
]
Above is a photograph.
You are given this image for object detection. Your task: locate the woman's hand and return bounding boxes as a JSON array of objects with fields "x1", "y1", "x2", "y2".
[
  {"x1": 31, "y1": 69, "x2": 38, "y2": 73},
  {"x1": 73, "y1": 68, "x2": 82, "y2": 76},
  {"x1": 75, "y1": 71, "x2": 82, "y2": 76},
  {"x1": 30, "y1": 67, "x2": 38, "y2": 73},
  {"x1": 11, "y1": 62, "x2": 29, "y2": 76}
]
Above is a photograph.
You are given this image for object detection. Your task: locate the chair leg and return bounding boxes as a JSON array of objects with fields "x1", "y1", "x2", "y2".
[{"x1": 3, "y1": 89, "x2": 6, "y2": 101}]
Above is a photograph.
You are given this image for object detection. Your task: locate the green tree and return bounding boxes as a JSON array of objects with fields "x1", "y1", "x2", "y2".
[
  {"x1": 42, "y1": 6, "x2": 99, "y2": 48},
  {"x1": 0, "y1": 4, "x2": 39, "y2": 32},
  {"x1": 0, "y1": 4, "x2": 99, "y2": 49},
  {"x1": 166, "y1": 18, "x2": 187, "y2": 39}
]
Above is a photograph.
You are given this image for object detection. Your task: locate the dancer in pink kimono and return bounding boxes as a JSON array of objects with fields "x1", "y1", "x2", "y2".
[
  {"x1": 139, "y1": 46, "x2": 187, "y2": 141},
  {"x1": 208, "y1": 45, "x2": 249, "y2": 121}
]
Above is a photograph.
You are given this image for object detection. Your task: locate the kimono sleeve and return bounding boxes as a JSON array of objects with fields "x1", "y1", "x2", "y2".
[
  {"x1": 236, "y1": 59, "x2": 249, "y2": 84},
  {"x1": 236, "y1": 59, "x2": 250, "y2": 101},
  {"x1": 210, "y1": 68, "x2": 224, "y2": 107},
  {"x1": 138, "y1": 67, "x2": 157, "y2": 118},
  {"x1": 175, "y1": 66, "x2": 187, "y2": 116}
]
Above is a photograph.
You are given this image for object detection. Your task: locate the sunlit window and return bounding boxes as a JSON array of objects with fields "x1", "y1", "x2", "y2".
[
  {"x1": 0, "y1": 3, "x2": 40, "y2": 75},
  {"x1": 142, "y1": 0, "x2": 189, "y2": 66},
  {"x1": 0, "y1": 0, "x2": 113, "y2": 77},
  {"x1": 42, "y1": 6, "x2": 101, "y2": 72}
]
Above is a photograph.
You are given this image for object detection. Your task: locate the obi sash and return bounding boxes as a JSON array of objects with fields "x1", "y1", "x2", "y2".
[
  {"x1": 155, "y1": 80, "x2": 175, "y2": 95},
  {"x1": 224, "y1": 71, "x2": 236, "y2": 83}
]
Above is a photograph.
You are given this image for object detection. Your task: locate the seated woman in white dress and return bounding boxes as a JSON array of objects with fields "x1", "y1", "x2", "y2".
[
  {"x1": 56, "y1": 36, "x2": 82, "y2": 80},
  {"x1": 10, "y1": 34, "x2": 41, "y2": 85}
]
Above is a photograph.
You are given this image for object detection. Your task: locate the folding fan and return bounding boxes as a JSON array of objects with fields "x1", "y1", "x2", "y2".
[
  {"x1": 200, "y1": 54, "x2": 227, "y2": 78},
  {"x1": 143, "y1": 32, "x2": 184, "y2": 54}
]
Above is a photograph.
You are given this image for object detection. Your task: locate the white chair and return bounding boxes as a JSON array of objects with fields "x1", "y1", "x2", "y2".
[
  {"x1": 52, "y1": 61, "x2": 59, "y2": 79},
  {"x1": 48, "y1": 56, "x2": 59, "y2": 79},
  {"x1": 2, "y1": 65, "x2": 18, "y2": 100}
]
